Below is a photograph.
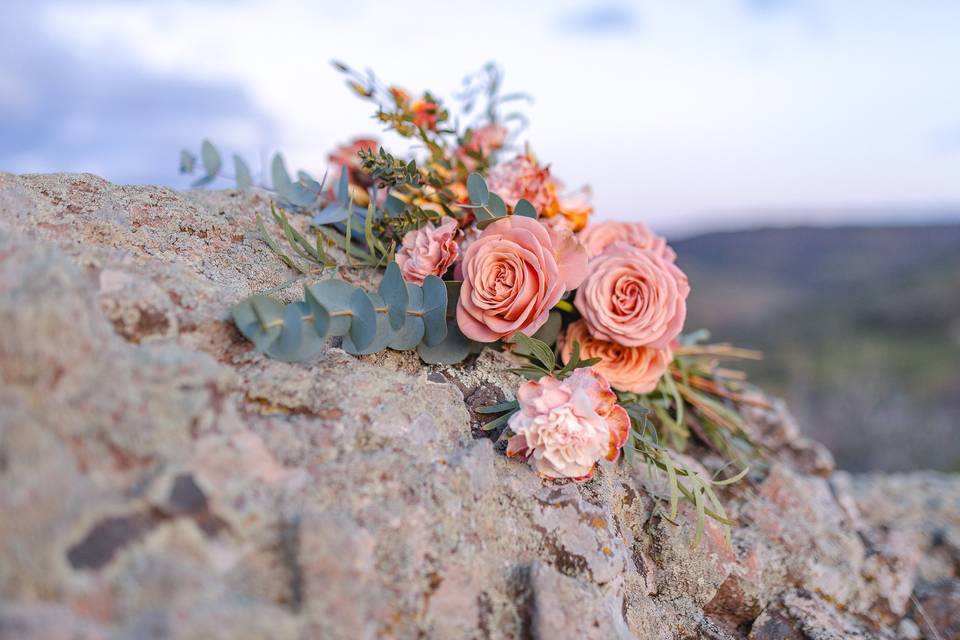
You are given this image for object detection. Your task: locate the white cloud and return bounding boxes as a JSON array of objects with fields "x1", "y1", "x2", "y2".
[{"x1": 25, "y1": 0, "x2": 960, "y2": 231}]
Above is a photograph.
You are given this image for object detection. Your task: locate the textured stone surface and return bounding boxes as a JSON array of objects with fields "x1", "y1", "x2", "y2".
[{"x1": 1, "y1": 173, "x2": 958, "y2": 639}]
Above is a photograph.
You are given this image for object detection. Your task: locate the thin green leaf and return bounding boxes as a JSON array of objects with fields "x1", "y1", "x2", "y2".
[
  {"x1": 481, "y1": 411, "x2": 514, "y2": 431},
  {"x1": 476, "y1": 400, "x2": 520, "y2": 414},
  {"x1": 256, "y1": 213, "x2": 307, "y2": 274}
]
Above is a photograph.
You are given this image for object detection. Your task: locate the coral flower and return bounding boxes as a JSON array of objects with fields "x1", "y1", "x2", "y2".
[
  {"x1": 395, "y1": 217, "x2": 461, "y2": 284},
  {"x1": 485, "y1": 155, "x2": 558, "y2": 214},
  {"x1": 578, "y1": 221, "x2": 676, "y2": 262},
  {"x1": 506, "y1": 368, "x2": 630, "y2": 480},
  {"x1": 456, "y1": 215, "x2": 587, "y2": 342},
  {"x1": 553, "y1": 185, "x2": 593, "y2": 232},
  {"x1": 411, "y1": 99, "x2": 440, "y2": 131},
  {"x1": 574, "y1": 243, "x2": 689, "y2": 349},
  {"x1": 558, "y1": 320, "x2": 672, "y2": 394}
]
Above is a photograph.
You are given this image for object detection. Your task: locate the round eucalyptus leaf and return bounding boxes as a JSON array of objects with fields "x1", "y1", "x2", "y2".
[
  {"x1": 201, "y1": 139, "x2": 221, "y2": 177},
  {"x1": 388, "y1": 315, "x2": 424, "y2": 350},
  {"x1": 467, "y1": 172, "x2": 489, "y2": 205},
  {"x1": 417, "y1": 319, "x2": 471, "y2": 365},
  {"x1": 306, "y1": 279, "x2": 355, "y2": 336},
  {"x1": 233, "y1": 154, "x2": 252, "y2": 189},
  {"x1": 274, "y1": 302, "x2": 304, "y2": 354},
  {"x1": 379, "y1": 262, "x2": 409, "y2": 331},
  {"x1": 514, "y1": 198, "x2": 538, "y2": 219},
  {"x1": 232, "y1": 295, "x2": 284, "y2": 352},
  {"x1": 406, "y1": 281, "x2": 424, "y2": 313},
  {"x1": 348, "y1": 288, "x2": 378, "y2": 351},
  {"x1": 266, "y1": 302, "x2": 326, "y2": 362},
  {"x1": 422, "y1": 306, "x2": 448, "y2": 347},
  {"x1": 271, "y1": 153, "x2": 292, "y2": 192},
  {"x1": 421, "y1": 275, "x2": 447, "y2": 313},
  {"x1": 420, "y1": 276, "x2": 448, "y2": 347},
  {"x1": 306, "y1": 294, "x2": 330, "y2": 339},
  {"x1": 343, "y1": 293, "x2": 394, "y2": 355},
  {"x1": 488, "y1": 192, "x2": 507, "y2": 218}
]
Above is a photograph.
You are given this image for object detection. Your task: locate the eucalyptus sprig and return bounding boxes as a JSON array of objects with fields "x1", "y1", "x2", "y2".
[{"x1": 231, "y1": 262, "x2": 468, "y2": 362}]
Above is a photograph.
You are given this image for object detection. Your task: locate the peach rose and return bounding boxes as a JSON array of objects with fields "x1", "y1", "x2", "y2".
[
  {"x1": 574, "y1": 243, "x2": 689, "y2": 349},
  {"x1": 558, "y1": 320, "x2": 671, "y2": 394},
  {"x1": 457, "y1": 215, "x2": 587, "y2": 342},
  {"x1": 485, "y1": 155, "x2": 558, "y2": 214},
  {"x1": 506, "y1": 368, "x2": 630, "y2": 480},
  {"x1": 578, "y1": 221, "x2": 676, "y2": 262},
  {"x1": 395, "y1": 217, "x2": 461, "y2": 284}
]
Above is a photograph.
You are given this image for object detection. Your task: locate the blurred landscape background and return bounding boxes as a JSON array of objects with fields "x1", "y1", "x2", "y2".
[
  {"x1": 676, "y1": 224, "x2": 960, "y2": 471},
  {"x1": 2, "y1": 0, "x2": 958, "y2": 471}
]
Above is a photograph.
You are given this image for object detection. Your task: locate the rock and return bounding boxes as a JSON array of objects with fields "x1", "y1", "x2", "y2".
[
  {"x1": 528, "y1": 561, "x2": 635, "y2": 640},
  {"x1": 1, "y1": 173, "x2": 958, "y2": 639}
]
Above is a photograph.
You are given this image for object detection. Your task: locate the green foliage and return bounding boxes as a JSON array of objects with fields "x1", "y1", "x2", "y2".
[
  {"x1": 358, "y1": 147, "x2": 422, "y2": 188},
  {"x1": 232, "y1": 264, "x2": 476, "y2": 365},
  {"x1": 464, "y1": 173, "x2": 538, "y2": 229},
  {"x1": 506, "y1": 332, "x2": 600, "y2": 381},
  {"x1": 256, "y1": 204, "x2": 335, "y2": 275},
  {"x1": 624, "y1": 413, "x2": 748, "y2": 548}
]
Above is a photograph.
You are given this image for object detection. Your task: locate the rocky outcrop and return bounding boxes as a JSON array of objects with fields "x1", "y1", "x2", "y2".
[{"x1": 0, "y1": 173, "x2": 957, "y2": 639}]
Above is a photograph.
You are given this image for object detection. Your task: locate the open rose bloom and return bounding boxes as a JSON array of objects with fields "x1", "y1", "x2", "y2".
[
  {"x1": 457, "y1": 215, "x2": 587, "y2": 342},
  {"x1": 578, "y1": 220, "x2": 676, "y2": 261},
  {"x1": 507, "y1": 368, "x2": 630, "y2": 480},
  {"x1": 575, "y1": 241, "x2": 689, "y2": 349}
]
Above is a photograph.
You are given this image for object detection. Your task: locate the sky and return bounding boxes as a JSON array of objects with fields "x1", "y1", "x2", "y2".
[{"x1": 2, "y1": 0, "x2": 960, "y2": 235}]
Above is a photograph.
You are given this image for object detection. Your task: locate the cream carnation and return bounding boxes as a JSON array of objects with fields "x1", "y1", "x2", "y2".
[{"x1": 506, "y1": 368, "x2": 630, "y2": 480}]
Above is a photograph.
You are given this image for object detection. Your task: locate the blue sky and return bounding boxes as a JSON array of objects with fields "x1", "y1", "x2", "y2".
[{"x1": 2, "y1": 0, "x2": 960, "y2": 234}]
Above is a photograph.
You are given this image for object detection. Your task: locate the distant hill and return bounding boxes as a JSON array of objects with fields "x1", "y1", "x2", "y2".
[{"x1": 672, "y1": 224, "x2": 960, "y2": 472}]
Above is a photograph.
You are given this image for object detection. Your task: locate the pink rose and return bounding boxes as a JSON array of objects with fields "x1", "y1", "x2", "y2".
[
  {"x1": 558, "y1": 320, "x2": 671, "y2": 394},
  {"x1": 578, "y1": 221, "x2": 676, "y2": 262},
  {"x1": 574, "y1": 243, "x2": 689, "y2": 349},
  {"x1": 506, "y1": 368, "x2": 630, "y2": 480},
  {"x1": 485, "y1": 155, "x2": 557, "y2": 213},
  {"x1": 457, "y1": 216, "x2": 587, "y2": 342},
  {"x1": 395, "y1": 217, "x2": 461, "y2": 284}
]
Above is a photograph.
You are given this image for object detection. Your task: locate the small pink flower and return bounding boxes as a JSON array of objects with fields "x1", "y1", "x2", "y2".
[
  {"x1": 558, "y1": 320, "x2": 671, "y2": 394},
  {"x1": 485, "y1": 155, "x2": 557, "y2": 213},
  {"x1": 395, "y1": 217, "x2": 461, "y2": 284},
  {"x1": 578, "y1": 221, "x2": 676, "y2": 262},
  {"x1": 458, "y1": 124, "x2": 507, "y2": 164},
  {"x1": 574, "y1": 243, "x2": 689, "y2": 349},
  {"x1": 456, "y1": 215, "x2": 587, "y2": 342},
  {"x1": 506, "y1": 368, "x2": 630, "y2": 480}
]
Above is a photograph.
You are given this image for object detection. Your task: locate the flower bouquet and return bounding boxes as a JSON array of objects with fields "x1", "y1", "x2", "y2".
[{"x1": 182, "y1": 63, "x2": 763, "y2": 545}]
